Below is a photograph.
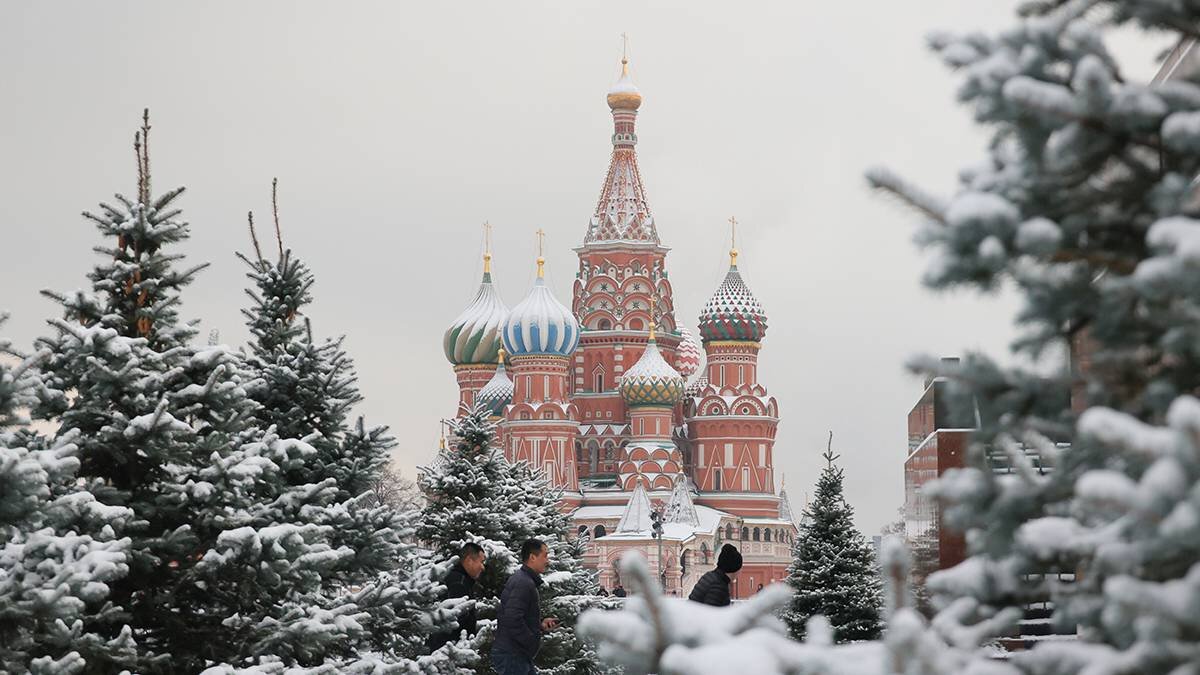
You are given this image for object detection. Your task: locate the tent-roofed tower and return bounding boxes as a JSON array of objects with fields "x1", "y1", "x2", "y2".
[{"x1": 571, "y1": 48, "x2": 685, "y2": 480}]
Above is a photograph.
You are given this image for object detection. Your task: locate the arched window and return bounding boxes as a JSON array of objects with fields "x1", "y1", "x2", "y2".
[
  {"x1": 764, "y1": 528, "x2": 772, "y2": 542},
  {"x1": 598, "y1": 318, "x2": 612, "y2": 330},
  {"x1": 714, "y1": 470, "x2": 722, "y2": 491},
  {"x1": 593, "y1": 367, "x2": 605, "y2": 392},
  {"x1": 680, "y1": 550, "x2": 689, "y2": 575},
  {"x1": 725, "y1": 524, "x2": 733, "y2": 540},
  {"x1": 700, "y1": 542, "x2": 710, "y2": 564},
  {"x1": 741, "y1": 527, "x2": 749, "y2": 540},
  {"x1": 753, "y1": 527, "x2": 761, "y2": 541},
  {"x1": 594, "y1": 524, "x2": 607, "y2": 539},
  {"x1": 629, "y1": 318, "x2": 644, "y2": 331},
  {"x1": 578, "y1": 525, "x2": 588, "y2": 537}
]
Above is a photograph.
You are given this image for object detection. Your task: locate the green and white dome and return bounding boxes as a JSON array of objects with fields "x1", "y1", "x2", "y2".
[
  {"x1": 444, "y1": 262, "x2": 509, "y2": 366},
  {"x1": 620, "y1": 334, "x2": 684, "y2": 407}
]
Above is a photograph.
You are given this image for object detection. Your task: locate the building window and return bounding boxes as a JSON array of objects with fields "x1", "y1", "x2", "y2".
[
  {"x1": 594, "y1": 524, "x2": 607, "y2": 539},
  {"x1": 578, "y1": 525, "x2": 588, "y2": 537},
  {"x1": 742, "y1": 467, "x2": 749, "y2": 490},
  {"x1": 598, "y1": 318, "x2": 612, "y2": 330},
  {"x1": 594, "y1": 367, "x2": 605, "y2": 392},
  {"x1": 753, "y1": 527, "x2": 761, "y2": 541},
  {"x1": 629, "y1": 318, "x2": 643, "y2": 330},
  {"x1": 738, "y1": 365, "x2": 744, "y2": 384},
  {"x1": 764, "y1": 529, "x2": 772, "y2": 542},
  {"x1": 724, "y1": 524, "x2": 733, "y2": 540},
  {"x1": 741, "y1": 527, "x2": 749, "y2": 540},
  {"x1": 714, "y1": 470, "x2": 721, "y2": 491}
]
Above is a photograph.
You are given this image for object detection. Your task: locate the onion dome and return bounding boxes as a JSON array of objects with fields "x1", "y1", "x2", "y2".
[
  {"x1": 698, "y1": 248, "x2": 767, "y2": 343},
  {"x1": 607, "y1": 57, "x2": 642, "y2": 111},
  {"x1": 476, "y1": 348, "x2": 514, "y2": 416},
  {"x1": 674, "y1": 327, "x2": 702, "y2": 378},
  {"x1": 444, "y1": 251, "x2": 508, "y2": 365},
  {"x1": 685, "y1": 372, "x2": 709, "y2": 397},
  {"x1": 502, "y1": 250, "x2": 580, "y2": 357},
  {"x1": 620, "y1": 321, "x2": 684, "y2": 407}
]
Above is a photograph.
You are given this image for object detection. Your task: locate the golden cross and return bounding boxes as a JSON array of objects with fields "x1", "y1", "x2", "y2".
[
  {"x1": 728, "y1": 216, "x2": 738, "y2": 250},
  {"x1": 621, "y1": 33, "x2": 629, "y2": 62},
  {"x1": 536, "y1": 228, "x2": 545, "y2": 257}
]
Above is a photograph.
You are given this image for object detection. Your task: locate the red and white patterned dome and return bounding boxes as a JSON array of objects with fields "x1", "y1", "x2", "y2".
[{"x1": 674, "y1": 327, "x2": 702, "y2": 378}]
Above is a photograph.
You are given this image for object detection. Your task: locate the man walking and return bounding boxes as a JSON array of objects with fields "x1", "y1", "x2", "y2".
[
  {"x1": 688, "y1": 543, "x2": 742, "y2": 607},
  {"x1": 493, "y1": 538, "x2": 558, "y2": 675},
  {"x1": 427, "y1": 542, "x2": 486, "y2": 651}
]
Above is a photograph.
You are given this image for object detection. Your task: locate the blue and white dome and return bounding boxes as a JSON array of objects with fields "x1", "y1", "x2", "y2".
[
  {"x1": 475, "y1": 349, "x2": 514, "y2": 416},
  {"x1": 502, "y1": 258, "x2": 580, "y2": 357}
]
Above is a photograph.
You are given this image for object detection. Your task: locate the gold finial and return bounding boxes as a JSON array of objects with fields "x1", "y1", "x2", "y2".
[
  {"x1": 497, "y1": 346, "x2": 507, "y2": 364},
  {"x1": 438, "y1": 420, "x2": 448, "y2": 450},
  {"x1": 648, "y1": 291, "x2": 656, "y2": 341},
  {"x1": 728, "y1": 216, "x2": 739, "y2": 267},
  {"x1": 536, "y1": 228, "x2": 546, "y2": 279},
  {"x1": 483, "y1": 221, "x2": 493, "y2": 274}
]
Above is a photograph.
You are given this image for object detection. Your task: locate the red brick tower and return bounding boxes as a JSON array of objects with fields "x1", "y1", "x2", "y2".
[
  {"x1": 501, "y1": 233, "x2": 582, "y2": 499},
  {"x1": 685, "y1": 228, "x2": 781, "y2": 518}
]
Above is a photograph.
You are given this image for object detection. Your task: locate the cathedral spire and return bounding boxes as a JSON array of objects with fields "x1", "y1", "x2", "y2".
[{"x1": 587, "y1": 46, "x2": 657, "y2": 245}]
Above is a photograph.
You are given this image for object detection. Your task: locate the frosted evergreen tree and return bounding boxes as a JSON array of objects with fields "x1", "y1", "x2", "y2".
[
  {"x1": 783, "y1": 433, "x2": 883, "y2": 642},
  {"x1": 27, "y1": 113, "x2": 381, "y2": 672},
  {"x1": 858, "y1": 1, "x2": 1200, "y2": 672},
  {"x1": 236, "y1": 186, "x2": 455, "y2": 663},
  {"x1": 0, "y1": 314, "x2": 138, "y2": 673},
  {"x1": 418, "y1": 405, "x2": 608, "y2": 674}
]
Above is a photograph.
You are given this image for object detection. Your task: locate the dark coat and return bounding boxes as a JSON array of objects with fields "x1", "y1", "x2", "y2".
[
  {"x1": 427, "y1": 563, "x2": 478, "y2": 651},
  {"x1": 494, "y1": 565, "x2": 543, "y2": 659},
  {"x1": 688, "y1": 569, "x2": 732, "y2": 607}
]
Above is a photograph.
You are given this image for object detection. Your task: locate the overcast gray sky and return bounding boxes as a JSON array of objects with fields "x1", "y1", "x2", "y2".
[{"x1": 0, "y1": 2, "x2": 1168, "y2": 535}]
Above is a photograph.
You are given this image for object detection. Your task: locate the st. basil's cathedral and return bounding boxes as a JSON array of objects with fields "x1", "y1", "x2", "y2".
[{"x1": 441, "y1": 54, "x2": 798, "y2": 598}]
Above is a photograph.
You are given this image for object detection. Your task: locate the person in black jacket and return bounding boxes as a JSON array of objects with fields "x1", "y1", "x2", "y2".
[
  {"x1": 688, "y1": 543, "x2": 742, "y2": 607},
  {"x1": 427, "y1": 542, "x2": 487, "y2": 651},
  {"x1": 492, "y1": 539, "x2": 558, "y2": 675}
]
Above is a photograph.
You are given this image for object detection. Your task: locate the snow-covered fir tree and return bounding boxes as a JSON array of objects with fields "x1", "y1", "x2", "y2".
[
  {"x1": 859, "y1": 1, "x2": 1200, "y2": 672},
  {"x1": 0, "y1": 314, "x2": 138, "y2": 673},
  {"x1": 24, "y1": 113, "x2": 415, "y2": 672},
  {"x1": 783, "y1": 433, "x2": 882, "y2": 642},
  {"x1": 236, "y1": 192, "x2": 456, "y2": 664},
  {"x1": 418, "y1": 405, "x2": 608, "y2": 674}
]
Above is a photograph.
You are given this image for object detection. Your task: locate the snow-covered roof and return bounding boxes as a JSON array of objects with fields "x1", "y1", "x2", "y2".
[
  {"x1": 616, "y1": 482, "x2": 653, "y2": 532},
  {"x1": 664, "y1": 477, "x2": 700, "y2": 527},
  {"x1": 603, "y1": 504, "x2": 728, "y2": 542}
]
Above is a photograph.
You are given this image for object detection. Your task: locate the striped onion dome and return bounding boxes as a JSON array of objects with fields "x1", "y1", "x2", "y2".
[
  {"x1": 620, "y1": 335, "x2": 684, "y2": 407},
  {"x1": 502, "y1": 258, "x2": 580, "y2": 357},
  {"x1": 674, "y1": 327, "x2": 702, "y2": 378},
  {"x1": 444, "y1": 263, "x2": 509, "y2": 365},
  {"x1": 698, "y1": 253, "x2": 767, "y2": 343},
  {"x1": 475, "y1": 349, "x2": 514, "y2": 416}
]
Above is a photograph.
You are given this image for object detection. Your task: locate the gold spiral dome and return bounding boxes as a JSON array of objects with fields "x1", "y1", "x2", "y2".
[{"x1": 607, "y1": 58, "x2": 643, "y2": 110}]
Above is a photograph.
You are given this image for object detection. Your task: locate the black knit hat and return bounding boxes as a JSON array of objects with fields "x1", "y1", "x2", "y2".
[{"x1": 717, "y1": 544, "x2": 743, "y2": 573}]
